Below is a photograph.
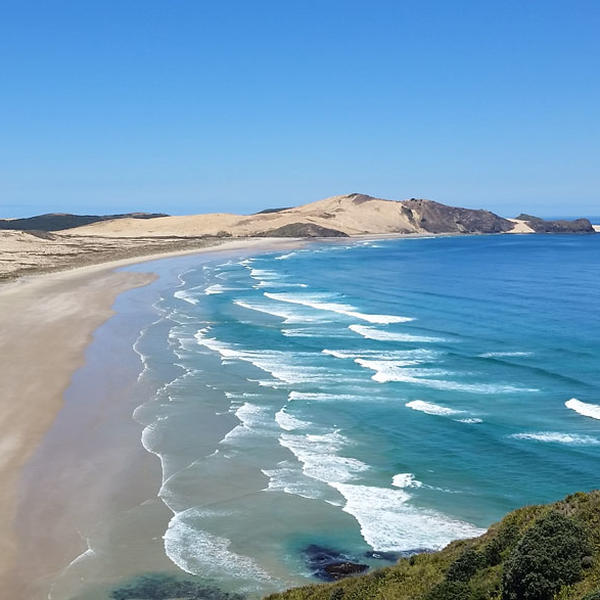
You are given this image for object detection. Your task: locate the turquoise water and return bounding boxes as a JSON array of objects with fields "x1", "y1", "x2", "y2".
[{"x1": 133, "y1": 234, "x2": 600, "y2": 596}]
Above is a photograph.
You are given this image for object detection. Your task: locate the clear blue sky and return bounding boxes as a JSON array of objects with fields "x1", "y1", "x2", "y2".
[{"x1": 1, "y1": 1, "x2": 598, "y2": 218}]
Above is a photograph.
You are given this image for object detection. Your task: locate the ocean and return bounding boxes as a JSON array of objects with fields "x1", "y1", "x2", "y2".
[{"x1": 83, "y1": 234, "x2": 600, "y2": 597}]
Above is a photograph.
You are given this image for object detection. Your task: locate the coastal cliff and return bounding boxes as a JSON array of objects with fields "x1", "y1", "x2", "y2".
[{"x1": 265, "y1": 490, "x2": 600, "y2": 600}]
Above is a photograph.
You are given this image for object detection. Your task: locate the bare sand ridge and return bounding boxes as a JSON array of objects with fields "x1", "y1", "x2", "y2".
[
  {"x1": 59, "y1": 194, "x2": 513, "y2": 238},
  {"x1": 508, "y1": 218, "x2": 536, "y2": 233}
]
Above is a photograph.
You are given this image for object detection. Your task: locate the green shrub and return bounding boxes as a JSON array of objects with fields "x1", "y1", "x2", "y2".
[
  {"x1": 425, "y1": 580, "x2": 470, "y2": 600},
  {"x1": 447, "y1": 548, "x2": 486, "y2": 582},
  {"x1": 502, "y1": 511, "x2": 590, "y2": 600},
  {"x1": 484, "y1": 537, "x2": 503, "y2": 566},
  {"x1": 329, "y1": 589, "x2": 345, "y2": 600},
  {"x1": 582, "y1": 592, "x2": 600, "y2": 600}
]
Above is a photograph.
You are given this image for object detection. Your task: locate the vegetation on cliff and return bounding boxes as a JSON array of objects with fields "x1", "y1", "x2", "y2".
[{"x1": 265, "y1": 491, "x2": 600, "y2": 600}]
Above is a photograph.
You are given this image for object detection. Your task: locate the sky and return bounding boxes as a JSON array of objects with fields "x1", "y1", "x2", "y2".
[{"x1": 1, "y1": 1, "x2": 598, "y2": 218}]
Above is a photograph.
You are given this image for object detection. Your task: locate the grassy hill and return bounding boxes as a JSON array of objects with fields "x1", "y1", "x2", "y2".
[
  {"x1": 0, "y1": 212, "x2": 167, "y2": 231},
  {"x1": 265, "y1": 491, "x2": 600, "y2": 600}
]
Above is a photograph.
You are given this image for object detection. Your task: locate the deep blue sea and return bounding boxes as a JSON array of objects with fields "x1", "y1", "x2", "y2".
[{"x1": 132, "y1": 234, "x2": 600, "y2": 596}]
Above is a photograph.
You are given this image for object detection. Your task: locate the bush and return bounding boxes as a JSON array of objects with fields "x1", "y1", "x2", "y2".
[
  {"x1": 447, "y1": 548, "x2": 486, "y2": 582},
  {"x1": 502, "y1": 511, "x2": 590, "y2": 600},
  {"x1": 582, "y1": 592, "x2": 600, "y2": 600},
  {"x1": 425, "y1": 580, "x2": 470, "y2": 600},
  {"x1": 484, "y1": 537, "x2": 503, "y2": 566},
  {"x1": 329, "y1": 589, "x2": 345, "y2": 600}
]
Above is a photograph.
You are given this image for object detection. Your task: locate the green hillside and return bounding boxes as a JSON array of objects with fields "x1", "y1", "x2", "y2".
[{"x1": 266, "y1": 491, "x2": 600, "y2": 600}]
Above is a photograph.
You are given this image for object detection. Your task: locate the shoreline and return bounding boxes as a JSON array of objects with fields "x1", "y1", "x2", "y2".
[
  {"x1": 2, "y1": 227, "x2": 596, "y2": 285},
  {"x1": 0, "y1": 237, "x2": 304, "y2": 599}
]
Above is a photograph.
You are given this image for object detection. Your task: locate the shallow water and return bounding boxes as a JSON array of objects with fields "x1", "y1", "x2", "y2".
[{"x1": 123, "y1": 234, "x2": 600, "y2": 596}]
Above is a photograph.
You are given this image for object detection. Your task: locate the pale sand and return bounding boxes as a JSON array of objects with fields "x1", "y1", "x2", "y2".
[
  {"x1": 507, "y1": 218, "x2": 535, "y2": 234},
  {"x1": 54, "y1": 194, "x2": 457, "y2": 237},
  {"x1": 0, "y1": 237, "x2": 301, "y2": 599}
]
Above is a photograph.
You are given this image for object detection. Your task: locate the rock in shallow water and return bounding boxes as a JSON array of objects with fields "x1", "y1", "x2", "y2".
[
  {"x1": 303, "y1": 544, "x2": 369, "y2": 581},
  {"x1": 323, "y1": 561, "x2": 369, "y2": 579}
]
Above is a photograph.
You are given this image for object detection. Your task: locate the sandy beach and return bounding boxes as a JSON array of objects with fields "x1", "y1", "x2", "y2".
[{"x1": 0, "y1": 238, "x2": 302, "y2": 600}]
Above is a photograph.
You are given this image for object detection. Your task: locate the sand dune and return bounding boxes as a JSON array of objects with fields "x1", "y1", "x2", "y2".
[
  {"x1": 61, "y1": 193, "x2": 513, "y2": 238},
  {"x1": 508, "y1": 219, "x2": 535, "y2": 233}
]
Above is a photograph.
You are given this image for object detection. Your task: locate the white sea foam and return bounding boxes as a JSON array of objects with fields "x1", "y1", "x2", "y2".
[
  {"x1": 323, "y1": 348, "x2": 439, "y2": 361},
  {"x1": 406, "y1": 400, "x2": 462, "y2": 416},
  {"x1": 282, "y1": 327, "x2": 354, "y2": 339},
  {"x1": 220, "y1": 402, "x2": 274, "y2": 444},
  {"x1": 330, "y1": 482, "x2": 485, "y2": 551},
  {"x1": 457, "y1": 418, "x2": 483, "y2": 424},
  {"x1": 173, "y1": 289, "x2": 199, "y2": 305},
  {"x1": 264, "y1": 292, "x2": 414, "y2": 324},
  {"x1": 565, "y1": 398, "x2": 600, "y2": 420},
  {"x1": 288, "y1": 391, "x2": 362, "y2": 402},
  {"x1": 275, "y1": 252, "x2": 297, "y2": 260},
  {"x1": 248, "y1": 268, "x2": 287, "y2": 288},
  {"x1": 233, "y1": 299, "x2": 316, "y2": 323},
  {"x1": 204, "y1": 283, "x2": 242, "y2": 295},
  {"x1": 357, "y1": 359, "x2": 537, "y2": 393},
  {"x1": 281, "y1": 328, "x2": 322, "y2": 337},
  {"x1": 479, "y1": 351, "x2": 533, "y2": 358},
  {"x1": 195, "y1": 329, "x2": 331, "y2": 385},
  {"x1": 236, "y1": 402, "x2": 271, "y2": 427},
  {"x1": 510, "y1": 432, "x2": 600, "y2": 445},
  {"x1": 279, "y1": 430, "x2": 369, "y2": 484},
  {"x1": 164, "y1": 509, "x2": 271, "y2": 581},
  {"x1": 253, "y1": 280, "x2": 308, "y2": 288},
  {"x1": 275, "y1": 408, "x2": 310, "y2": 431},
  {"x1": 349, "y1": 324, "x2": 444, "y2": 343},
  {"x1": 261, "y1": 461, "x2": 328, "y2": 501},
  {"x1": 392, "y1": 473, "x2": 423, "y2": 488}
]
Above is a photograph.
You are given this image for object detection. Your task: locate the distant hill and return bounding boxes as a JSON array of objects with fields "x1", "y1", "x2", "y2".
[
  {"x1": 515, "y1": 214, "x2": 595, "y2": 233},
  {"x1": 49, "y1": 194, "x2": 526, "y2": 238},
  {"x1": 0, "y1": 212, "x2": 168, "y2": 232},
  {"x1": 3, "y1": 195, "x2": 595, "y2": 237},
  {"x1": 266, "y1": 490, "x2": 600, "y2": 600}
]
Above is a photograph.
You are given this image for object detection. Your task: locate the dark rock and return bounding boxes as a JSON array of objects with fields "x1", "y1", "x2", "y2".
[
  {"x1": 403, "y1": 199, "x2": 514, "y2": 234},
  {"x1": 516, "y1": 213, "x2": 595, "y2": 233},
  {"x1": 303, "y1": 544, "x2": 368, "y2": 581},
  {"x1": 324, "y1": 561, "x2": 369, "y2": 579},
  {"x1": 257, "y1": 222, "x2": 349, "y2": 238}
]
